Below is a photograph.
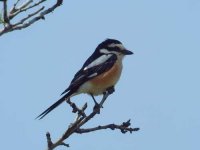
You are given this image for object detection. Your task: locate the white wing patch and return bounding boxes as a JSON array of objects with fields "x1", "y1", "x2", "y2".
[
  {"x1": 88, "y1": 72, "x2": 98, "y2": 78},
  {"x1": 84, "y1": 54, "x2": 112, "y2": 70},
  {"x1": 75, "y1": 74, "x2": 85, "y2": 80}
]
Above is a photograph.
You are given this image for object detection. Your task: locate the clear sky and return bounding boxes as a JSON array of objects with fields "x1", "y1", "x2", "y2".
[{"x1": 1, "y1": 0, "x2": 200, "y2": 149}]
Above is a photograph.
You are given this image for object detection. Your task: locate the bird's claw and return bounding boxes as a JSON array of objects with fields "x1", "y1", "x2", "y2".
[
  {"x1": 107, "y1": 86, "x2": 115, "y2": 94},
  {"x1": 93, "y1": 103, "x2": 102, "y2": 114}
]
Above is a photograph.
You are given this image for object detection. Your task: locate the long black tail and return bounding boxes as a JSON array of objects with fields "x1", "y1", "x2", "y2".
[{"x1": 36, "y1": 91, "x2": 74, "y2": 120}]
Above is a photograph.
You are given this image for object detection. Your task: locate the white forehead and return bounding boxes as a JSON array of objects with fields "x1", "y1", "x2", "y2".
[{"x1": 108, "y1": 43, "x2": 125, "y2": 50}]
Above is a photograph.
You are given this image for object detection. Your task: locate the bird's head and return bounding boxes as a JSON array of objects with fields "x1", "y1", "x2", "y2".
[{"x1": 96, "y1": 39, "x2": 133, "y2": 58}]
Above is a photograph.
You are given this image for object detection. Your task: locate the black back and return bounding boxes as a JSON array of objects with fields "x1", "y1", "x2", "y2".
[{"x1": 61, "y1": 39, "x2": 121, "y2": 95}]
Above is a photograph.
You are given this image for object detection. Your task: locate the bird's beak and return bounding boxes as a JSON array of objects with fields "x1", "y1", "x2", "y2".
[{"x1": 122, "y1": 49, "x2": 134, "y2": 55}]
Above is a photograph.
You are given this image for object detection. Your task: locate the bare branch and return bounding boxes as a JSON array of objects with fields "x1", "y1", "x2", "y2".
[
  {"x1": 46, "y1": 132, "x2": 70, "y2": 150},
  {"x1": 66, "y1": 99, "x2": 87, "y2": 117},
  {"x1": 74, "y1": 103, "x2": 87, "y2": 122},
  {"x1": 9, "y1": 0, "x2": 45, "y2": 19},
  {"x1": 44, "y1": 87, "x2": 139, "y2": 150},
  {"x1": 46, "y1": 132, "x2": 53, "y2": 148},
  {"x1": 76, "y1": 120, "x2": 140, "y2": 134},
  {"x1": 19, "y1": 0, "x2": 33, "y2": 10},
  {"x1": 13, "y1": 6, "x2": 45, "y2": 26},
  {"x1": 10, "y1": 0, "x2": 21, "y2": 14},
  {"x1": 0, "y1": 0, "x2": 63, "y2": 36}
]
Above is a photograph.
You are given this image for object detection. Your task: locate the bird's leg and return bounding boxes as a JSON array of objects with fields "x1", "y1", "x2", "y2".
[
  {"x1": 90, "y1": 94, "x2": 101, "y2": 114},
  {"x1": 91, "y1": 87, "x2": 115, "y2": 114},
  {"x1": 90, "y1": 94, "x2": 99, "y2": 106},
  {"x1": 96, "y1": 86, "x2": 115, "y2": 108}
]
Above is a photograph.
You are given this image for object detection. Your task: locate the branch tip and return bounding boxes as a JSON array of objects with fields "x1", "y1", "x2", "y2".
[
  {"x1": 46, "y1": 131, "x2": 53, "y2": 149},
  {"x1": 60, "y1": 142, "x2": 70, "y2": 147}
]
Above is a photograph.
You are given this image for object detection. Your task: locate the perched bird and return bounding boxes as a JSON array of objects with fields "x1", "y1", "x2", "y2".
[{"x1": 36, "y1": 39, "x2": 133, "y2": 119}]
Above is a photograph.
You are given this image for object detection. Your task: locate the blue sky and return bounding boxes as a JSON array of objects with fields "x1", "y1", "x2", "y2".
[{"x1": 1, "y1": 0, "x2": 200, "y2": 149}]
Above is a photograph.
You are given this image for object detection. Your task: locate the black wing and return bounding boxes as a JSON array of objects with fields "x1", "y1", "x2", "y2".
[{"x1": 60, "y1": 54, "x2": 117, "y2": 95}]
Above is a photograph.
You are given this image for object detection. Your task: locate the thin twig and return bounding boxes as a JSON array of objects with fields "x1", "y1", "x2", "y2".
[
  {"x1": 46, "y1": 132, "x2": 53, "y2": 148},
  {"x1": 0, "y1": 0, "x2": 63, "y2": 36},
  {"x1": 47, "y1": 116, "x2": 85, "y2": 150},
  {"x1": 13, "y1": 6, "x2": 45, "y2": 26},
  {"x1": 46, "y1": 132, "x2": 69, "y2": 150},
  {"x1": 19, "y1": 0, "x2": 33, "y2": 10},
  {"x1": 76, "y1": 121, "x2": 140, "y2": 134},
  {"x1": 9, "y1": 0, "x2": 46, "y2": 19},
  {"x1": 66, "y1": 99, "x2": 87, "y2": 117},
  {"x1": 10, "y1": 0, "x2": 21, "y2": 14},
  {"x1": 74, "y1": 103, "x2": 87, "y2": 122}
]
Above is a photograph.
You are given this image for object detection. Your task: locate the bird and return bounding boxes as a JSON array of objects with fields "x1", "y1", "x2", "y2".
[{"x1": 36, "y1": 39, "x2": 133, "y2": 119}]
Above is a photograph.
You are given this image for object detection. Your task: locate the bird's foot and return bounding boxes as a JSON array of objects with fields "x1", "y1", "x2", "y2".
[
  {"x1": 93, "y1": 102, "x2": 102, "y2": 114},
  {"x1": 91, "y1": 94, "x2": 102, "y2": 114},
  {"x1": 106, "y1": 86, "x2": 115, "y2": 94}
]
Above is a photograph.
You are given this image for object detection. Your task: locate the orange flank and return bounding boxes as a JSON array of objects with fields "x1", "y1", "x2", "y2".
[{"x1": 89, "y1": 61, "x2": 122, "y2": 95}]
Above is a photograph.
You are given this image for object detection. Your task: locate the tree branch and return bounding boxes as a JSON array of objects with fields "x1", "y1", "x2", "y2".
[
  {"x1": 12, "y1": 6, "x2": 45, "y2": 26},
  {"x1": 10, "y1": 0, "x2": 21, "y2": 14},
  {"x1": 75, "y1": 120, "x2": 140, "y2": 134},
  {"x1": 9, "y1": 0, "x2": 34, "y2": 19},
  {"x1": 0, "y1": 0, "x2": 63, "y2": 36},
  {"x1": 44, "y1": 89, "x2": 139, "y2": 150},
  {"x1": 66, "y1": 99, "x2": 87, "y2": 117},
  {"x1": 9, "y1": 0, "x2": 46, "y2": 19}
]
